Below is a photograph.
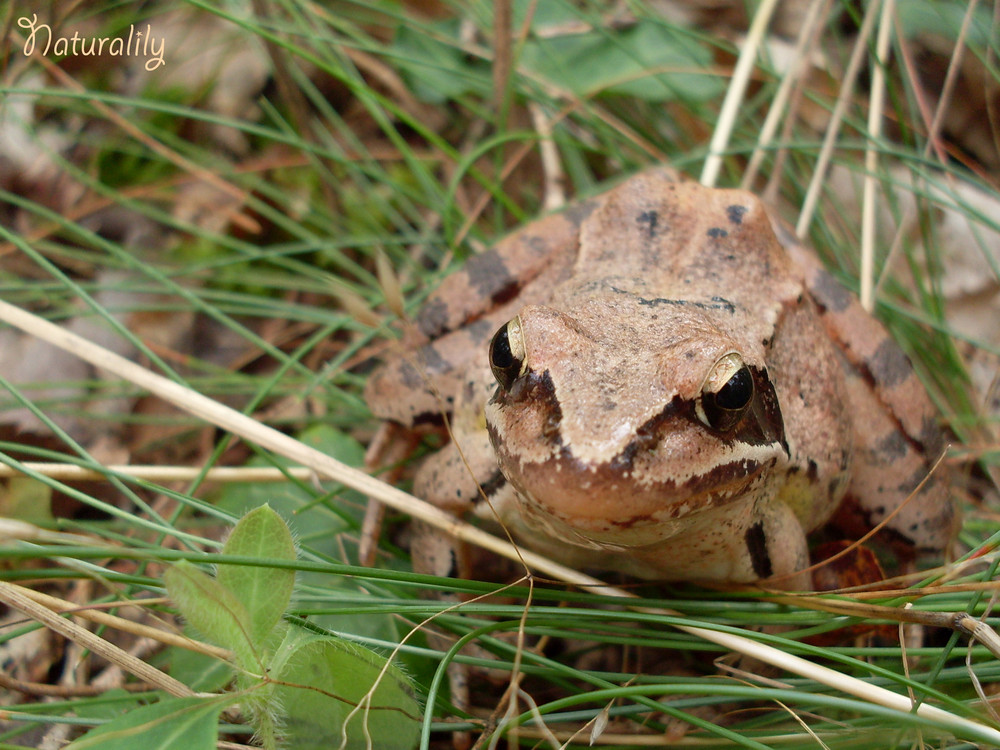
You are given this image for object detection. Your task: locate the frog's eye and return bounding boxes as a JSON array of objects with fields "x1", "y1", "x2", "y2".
[
  {"x1": 489, "y1": 317, "x2": 526, "y2": 391},
  {"x1": 695, "y1": 353, "x2": 754, "y2": 432}
]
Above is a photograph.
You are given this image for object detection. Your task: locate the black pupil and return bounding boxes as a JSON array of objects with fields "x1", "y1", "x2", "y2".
[
  {"x1": 489, "y1": 326, "x2": 513, "y2": 370},
  {"x1": 715, "y1": 367, "x2": 753, "y2": 410}
]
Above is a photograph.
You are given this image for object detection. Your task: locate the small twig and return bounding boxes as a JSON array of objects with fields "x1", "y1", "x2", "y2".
[
  {"x1": 768, "y1": 592, "x2": 1000, "y2": 657},
  {"x1": 492, "y1": 0, "x2": 513, "y2": 129},
  {"x1": 859, "y1": 0, "x2": 894, "y2": 311},
  {"x1": 742, "y1": 0, "x2": 831, "y2": 190},
  {"x1": 701, "y1": 0, "x2": 780, "y2": 187},
  {"x1": 12, "y1": 586, "x2": 230, "y2": 661},
  {"x1": 796, "y1": 0, "x2": 882, "y2": 238},
  {"x1": 955, "y1": 611, "x2": 1000, "y2": 662},
  {"x1": 0, "y1": 462, "x2": 315, "y2": 483},
  {"x1": 873, "y1": 0, "x2": 982, "y2": 300},
  {"x1": 528, "y1": 103, "x2": 566, "y2": 210},
  {"x1": 0, "y1": 581, "x2": 198, "y2": 698},
  {"x1": 0, "y1": 670, "x2": 155, "y2": 698},
  {"x1": 965, "y1": 592, "x2": 1000, "y2": 723}
]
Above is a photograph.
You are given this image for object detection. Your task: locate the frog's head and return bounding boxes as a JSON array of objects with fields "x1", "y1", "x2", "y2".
[{"x1": 483, "y1": 302, "x2": 789, "y2": 545}]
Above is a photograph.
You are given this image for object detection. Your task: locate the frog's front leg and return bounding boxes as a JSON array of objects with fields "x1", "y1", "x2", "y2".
[
  {"x1": 749, "y1": 496, "x2": 813, "y2": 590},
  {"x1": 649, "y1": 495, "x2": 814, "y2": 590},
  {"x1": 405, "y1": 368, "x2": 510, "y2": 739},
  {"x1": 405, "y1": 448, "x2": 485, "y2": 749},
  {"x1": 408, "y1": 368, "x2": 517, "y2": 588},
  {"x1": 412, "y1": 366, "x2": 504, "y2": 512},
  {"x1": 408, "y1": 427, "x2": 499, "y2": 582}
]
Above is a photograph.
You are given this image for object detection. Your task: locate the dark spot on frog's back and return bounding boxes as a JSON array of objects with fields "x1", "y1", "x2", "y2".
[
  {"x1": 711, "y1": 296, "x2": 737, "y2": 314},
  {"x1": 465, "y1": 249, "x2": 518, "y2": 305},
  {"x1": 810, "y1": 269, "x2": 853, "y2": 313},
  {"x1": 563, "y1": 196, "x2": 599, "y2": 227},
  {"x1": 397, "y1": 359, "x2": 424, "y2": 390},
  {"x1": 706, "y1": 227, "x2": 728, "y2": 239},
  {"x1": 636, "y1": 210, "x2": 661, "y2": 238},
  {"x1": 465, "y1": 317, "x2": 496, "y2": 342},
  {"x1": 416, "y1": 297, "x2": 449, "y2": 338},
  {"x1": 418, "y1": 342, "x2": 450, "y2": 375},
  {"x1": 727, "y1": 205, "x2": 748, "y2": 225},
  {"x1": 868, "y1": 338, "x2": 912, "y2": 389},
  {"x1": 897, "y1": 465, "x2": 936, "y2": 497},
  {"x1": 875, "y1": 429, "x2": 908, "y2": 460},
  {"x1": 919, "y1": 413, "x2": 946, "y2": 456}
]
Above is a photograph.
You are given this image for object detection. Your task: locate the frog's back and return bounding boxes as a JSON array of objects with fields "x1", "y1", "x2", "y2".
[{"x1": 573, "y1": 170, "x2": 799, "y2": 312}]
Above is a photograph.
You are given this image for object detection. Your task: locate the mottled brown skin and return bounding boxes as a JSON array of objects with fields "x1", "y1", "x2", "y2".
[{"x1": 366, "y1": 168, "x2": 956, "y2": 589}]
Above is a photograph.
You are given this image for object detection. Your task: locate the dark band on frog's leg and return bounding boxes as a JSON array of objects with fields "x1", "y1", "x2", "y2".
[
  {"x1": 745, "y1": 521, "x2": 773, "y2": 578},
  {"x1": 479, "y1": 470, "x2": 507, "y2": 499}
]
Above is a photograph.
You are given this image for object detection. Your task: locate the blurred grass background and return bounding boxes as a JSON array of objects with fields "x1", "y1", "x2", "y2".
[{"x1": 0, "y1": 1, "x2": 998, "y2": 747}]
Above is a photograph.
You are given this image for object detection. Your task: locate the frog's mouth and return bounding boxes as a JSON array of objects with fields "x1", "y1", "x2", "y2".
[{"x1": 496, "y1": 443, "x2": 780, "y2": 546}]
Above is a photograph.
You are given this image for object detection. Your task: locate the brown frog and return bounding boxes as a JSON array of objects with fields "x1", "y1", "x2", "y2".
[{"x1": 365, "y1": 168, "x2": 956, "y2": 589}]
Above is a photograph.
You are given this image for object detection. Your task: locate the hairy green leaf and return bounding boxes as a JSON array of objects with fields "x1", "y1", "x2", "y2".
[
  {"x1": 269, "y1": 626, "x2": 421, "y2": 750},
  {"x1": 217, "y1": 504, "x2": 296, "y2": 647},
  {"x1": 164, "y1": 561, "x2": 256, "y2": 670}
]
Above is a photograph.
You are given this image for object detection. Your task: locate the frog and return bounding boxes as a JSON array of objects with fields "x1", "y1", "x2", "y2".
[{"x1": 365, "y1": 167, "x2": 956, "y2": 590}]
